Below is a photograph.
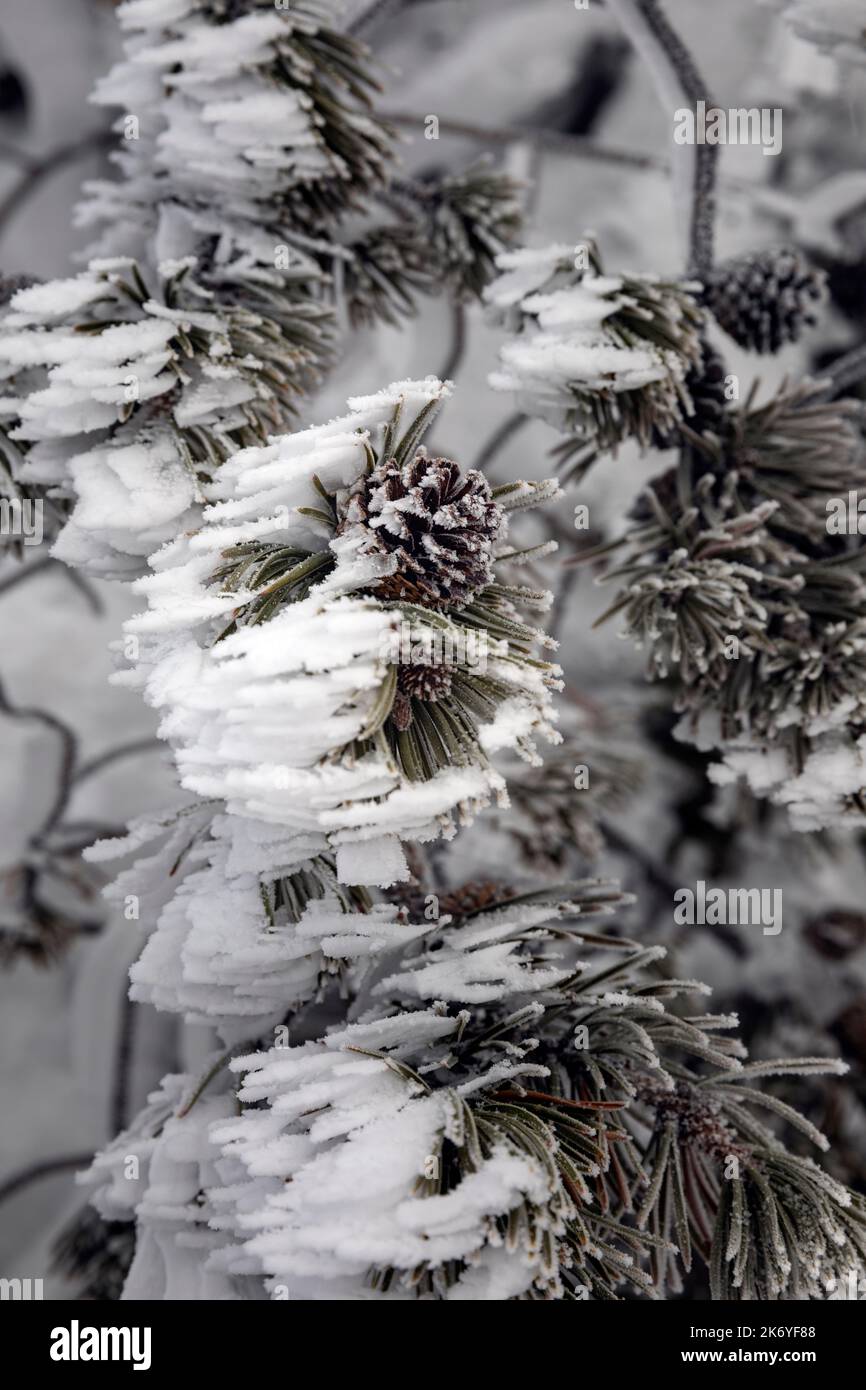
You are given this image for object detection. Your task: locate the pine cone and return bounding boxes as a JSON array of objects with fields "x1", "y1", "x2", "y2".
[
  {"x1": 384, "y1": 879, "x2": 514, "y2": 921},
  {"x1": 703, "y1": 248, "x2": 826, "y2": 354},
  {"x1": 438, "y1": 881, "x2": 516, "y2": 919},
  {"x1": 649, "y1": 336, "x2": 729, "y2": 451},
  {"x1": 345, "y1": 449, "x2": 502, "y2": 610},
  {"x1": 392, "y1": 661, "x2": 453, "y2": 732}
]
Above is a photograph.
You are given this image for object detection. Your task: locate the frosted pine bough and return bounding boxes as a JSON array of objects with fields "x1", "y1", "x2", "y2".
[
  {"x1": 486, "y1": 241, "x2": 704, "y2": 482},
  {"x1": 204, "y1": 886, "x2": 866, "y2": 1301},
  {"x1": 11, "y1": 0, "x2": 862, "y2": 1307},
  {"x1": 73, "y1": 0, "x2": 399, "y2": 346},
  {"x1": 0, "y1": 255, "x2": 321, "y2": 576},
  {"x1": 80, "y1": 0, "x2": 389, "y2": 242},
  {"x1": 581, "y1": 378, "x2": 866, "y2": 832},
  {"x1": 75, "y1": 0, "x2": 392, "y2": 310},
  {"x1": 86, "y1": 378, "x2": 560, "y2": 1043},
  {"x1": 0, "y1": 1, "x2": 524, "y2": 571},
  {"x1": 95, "y1": 810, "x2": 370, "y2": 1038},
  {"x1": 0, "y1": 0, "x2": 403, "y2": 563},
  {"x1": 81, "y1": 1072, "x2": 241, "y2": 1301}
]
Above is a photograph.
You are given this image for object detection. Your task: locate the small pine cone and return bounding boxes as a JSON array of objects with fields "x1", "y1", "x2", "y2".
[
  {"x1": 438, "y1": 881, "x2": 515, "y2": 919},
  {"x1": 649, "y1": 337, "x2": 729, "y2": 451},
  {"x1": 703, "y1": 248, "x2": 826, "y2": 354},
  {"x1": 392, "y1": 660, "x2": 453, "y2": 731},
  {"x1": 344, "y1": 449, "x2": 503, "y2": 610},
  {"x1": 688, "y1": 336, "x2": 730, "y2": 436}
]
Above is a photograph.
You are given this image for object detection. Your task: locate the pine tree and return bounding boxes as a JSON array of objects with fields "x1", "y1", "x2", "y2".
[{"x1": 0, "y1": 0, "x2": 864, "y2": 1304}]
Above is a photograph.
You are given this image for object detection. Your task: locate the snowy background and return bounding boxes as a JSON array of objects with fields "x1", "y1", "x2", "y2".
[{"x1": 2, "y1": 0, "x2": 866, "y2": 1295}]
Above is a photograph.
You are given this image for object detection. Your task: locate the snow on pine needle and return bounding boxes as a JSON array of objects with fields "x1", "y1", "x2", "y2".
[
  {"x1": 77, "y1": 0, "x2": 393, "y2": 276},
  {"x1": 0, "y1": 257, "x2": 315, "y2": 574},
  {"x1": 578, "y1": 380, "x2": 866, "y2": 832},
  {"x1": 485, "y1": 239, "x2": 705, "y2": 483},
  {"x1": 86, "y1": 801, "x2": 388, "y2": 1040},
  {"x1": 114, "y1": 377, "x2": 562, "y2": 888},
  {"x1": 0, "y1": 2, "x2": 525, "y2": 569},
  {"x1": 74, "y1": 2, "x2": 519, "y2": 359},
  {"x1": 79, "y1": 1071, "x2": 242, "y2": 1301},
  {"x1": 202, "y1": 884, "x2": 865, "y2": 1300}
]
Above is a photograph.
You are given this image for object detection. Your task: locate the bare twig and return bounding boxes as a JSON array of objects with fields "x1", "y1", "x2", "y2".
[
  {"x1": 0, "y1": 554, "x2": 55, "y2": 599},
  {"x1": 110, "y1": 989, "x2": 137, "y2": 1138},
  {"x1": 437, "y1": 301, "x2": 466, "y2": 383},
  {"x1": 60, "y1": 566, "x2": 103, "y2": 616},
  {"x1": 549, "y1": 563, "x2": 581, "y2": 647},
  {"x1": 74, "y1": 737, "x2": 162, "y2": 786},
  {"x1": 600, "y1": 819, "x2": 681, "y2": 908},
  {"x1": 0, "y1": 129, "x2": 114, "y2": 238},
  {"x1": 473, "y1": 412, "x2": 530, "y2": 478},
  {"x1": 0, "y1": 553, "x2": 104, "y2": 614},
  {"x1": 0, "y1": 676, "x2": 78, "y2": 834},
  {"x1": 381, "y1": 110, "x2": 669, "y2": 173},
  {"x1": 0, "y1": 1153, "x2": 93, "y2": 1207},
  {"x1": 606, "y1": 0, "x2": 717, "y2": 276}
]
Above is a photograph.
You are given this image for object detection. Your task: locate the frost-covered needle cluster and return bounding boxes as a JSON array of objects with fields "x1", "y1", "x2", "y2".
[
  {"x1": 84, "y1": 881, "x2": 866, "y2": 1300},
  {"x1": 0, "y1": 0, "x2": 520, "y2": 572},
  {"x1": 486, "y1": 239, "x2": 705, "y2": 482},
  {"x1": 110, "y1": 377, "x2": 561, "y2": 891}
]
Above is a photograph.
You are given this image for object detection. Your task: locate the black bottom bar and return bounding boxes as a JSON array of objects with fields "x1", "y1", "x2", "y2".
[{"x1": 1, "y1": 1295, "x2": 856, "y2": 1376}]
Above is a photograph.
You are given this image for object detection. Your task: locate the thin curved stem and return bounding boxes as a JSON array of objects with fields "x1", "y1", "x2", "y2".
[
  {"x1": 74, "y1": 737, "x2": 162, "y2": 786},
  {"x1": 473, "y1": 412, "x2": 530, "y2": 478},
  {"x1": 0, "y1": 555, "x2": 55, "y2": 599},
  {"x1": 110, "y1": 989, "x2": 137, "y2": 1138},
  {"x1": 348, "y1": 0, "x2": 413, "y2": 37},
  {"x1": 0, "y1": 677, "x2": 78, "y2": 834},
  {"x1": 606, "y1": 0, "x2": 717, "y2": 276},
  {"x1": 0, "y1": 1154, "x2": 93, "y2": 1207},
  {"x1": 437, "y1": 302, "x2": 467, "y2": 383},
  {"x1": 0, "y1": 130, "x2": 114, "y2": 238},
  {"x1": 381, "y1": 110, "x2": 669, "y2": 173}
]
